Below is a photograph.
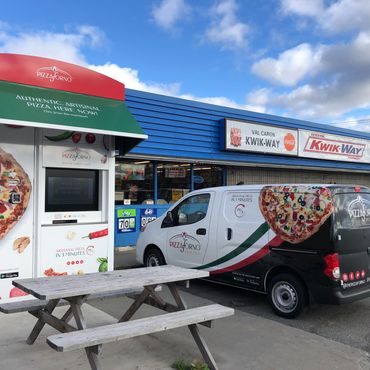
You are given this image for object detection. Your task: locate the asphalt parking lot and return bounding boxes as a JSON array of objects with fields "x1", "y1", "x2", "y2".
[{"x1": 186, "y1": 279, "x2": 370, "y2": 353}]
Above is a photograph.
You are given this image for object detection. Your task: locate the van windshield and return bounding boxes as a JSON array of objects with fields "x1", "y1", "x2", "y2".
[{"x1": 334, "y1": 192, "x2": 370, "y2": 230}]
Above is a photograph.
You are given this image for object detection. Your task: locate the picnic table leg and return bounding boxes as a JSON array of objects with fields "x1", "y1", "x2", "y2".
[
  {"x1": 27, "y1": 299, "x2": 60, "y2": 345},
  {"x1": 168, "y1": 283, "x2": 219, "y2": 370},
  {"x1": 61, "y1": 306, "x2": 74, "y2": 323},
  {"x1": 69, "y1": 296, "x2": 102, "y2": 370},
  {"x1": 118, "y1": 285, "x2": 155, "y2": 322}
]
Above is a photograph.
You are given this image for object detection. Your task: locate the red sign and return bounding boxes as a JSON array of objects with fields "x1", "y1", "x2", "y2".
[
  {"x1": 0, "y1": 54, "x2": 125, "y2": 100},
  {"x1": 304, "y1": 135, "x2": 365, "y2": 158}
]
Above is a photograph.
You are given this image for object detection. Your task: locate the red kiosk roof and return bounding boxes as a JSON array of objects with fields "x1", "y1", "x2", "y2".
[{"x1": 0, "y1": 54, "x2": 125, "y2": 101}]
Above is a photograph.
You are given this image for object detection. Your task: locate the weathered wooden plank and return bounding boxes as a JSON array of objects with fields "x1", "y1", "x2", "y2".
[
  {"x1": 0, "y1": 287, "x2": 156, "y2": 314},
  {"x1": 0, "y1": 298, "x2": 68, "y2": 314},
  {"x1": 47, "y1": 304, "x2": 234, "y2": 352},
  {"x1": 13, "y1": 266, "x2": 208, "y2": 300},
  {"x1": 138, "y1": 295, "x2": 213, "y2": 328},
  {"x1": 29, "y1": 310, "x2": 76, "y2": 333}
]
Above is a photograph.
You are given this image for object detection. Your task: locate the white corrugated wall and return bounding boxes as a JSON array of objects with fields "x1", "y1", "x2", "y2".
[{"x1": 227, "y1": 166, "x2": 370, "y2": 187}]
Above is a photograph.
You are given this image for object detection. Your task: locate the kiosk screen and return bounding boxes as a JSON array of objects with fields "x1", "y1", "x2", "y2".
[{"x1": 45, "y1": 168, "x2": 99, "y2": 212}]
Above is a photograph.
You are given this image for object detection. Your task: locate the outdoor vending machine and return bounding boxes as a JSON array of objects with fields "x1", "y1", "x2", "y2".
[
  {"x1": 0, "y1": 53, "x2": 147, "y2": 301},
  {"x1": 38, "y1": 129, "x2": 114, "y2": 278}
]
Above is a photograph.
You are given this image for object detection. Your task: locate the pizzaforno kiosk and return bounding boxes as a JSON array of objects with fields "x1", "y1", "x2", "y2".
[{"x1": 0, "y1": 54, "x2": 146, "y2": 301}]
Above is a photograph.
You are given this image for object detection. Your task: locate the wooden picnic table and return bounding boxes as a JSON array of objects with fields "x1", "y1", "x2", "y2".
[{"x1": 8, "y1": 265, "x2": 234, "y2": 370}]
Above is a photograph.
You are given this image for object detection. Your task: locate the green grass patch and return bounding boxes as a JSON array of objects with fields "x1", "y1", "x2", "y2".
[{"x1": 171, "y1": 359, "x2": 210, "y2": 370}]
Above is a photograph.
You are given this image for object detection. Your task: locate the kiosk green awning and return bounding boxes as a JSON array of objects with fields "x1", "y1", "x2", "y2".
[{"x1": 0, "y1": 81, "x2": 147, "y2": 151}]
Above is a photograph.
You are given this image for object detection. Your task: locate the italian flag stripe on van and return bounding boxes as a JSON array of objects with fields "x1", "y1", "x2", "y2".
[{"x1": 196, "y1": 222, "x2": 270, "y2": 270}]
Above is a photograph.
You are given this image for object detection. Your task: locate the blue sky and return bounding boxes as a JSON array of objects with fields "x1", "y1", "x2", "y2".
[{"x1": 1, "y1": 0, "x2": 370, "y2": 131}]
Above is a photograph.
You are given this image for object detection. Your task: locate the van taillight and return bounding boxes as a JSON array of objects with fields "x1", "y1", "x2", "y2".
[{"x1": 324, "y1": 253, "x2": 340, "y2": 280}]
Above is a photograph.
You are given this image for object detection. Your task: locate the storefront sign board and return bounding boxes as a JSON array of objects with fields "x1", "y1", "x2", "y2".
[
  {"x1": 225, "y1": 119, "x2": 298, "y2": 156},
  {"x1": 299, "y1": 130, "x2": 370, "y2": 163}
]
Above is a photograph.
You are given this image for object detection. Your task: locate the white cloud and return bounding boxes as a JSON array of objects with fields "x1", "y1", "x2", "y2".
[
  {"x1": 89, "y1": 63, "x2": 181, "y2": 96},
  {"x1": 246, "y1": 88, "x2": 271, "y2": 107},
  {"x1": 332, "y1": 116, "x2": 370, "y2": 131},
  {"x1": 204, "y1": 0, "x2": 249, "y2": 50},
  {"x1": 250, "y1": 31, "x2": 370, "y2": 119},
  {"x1": 281, "y1": 0, "x2": 370, "y2": 34},
  {"x1": 280, "y1": 0, "x2": 324, "y2": 17},
  {"x1": 152, "y1": 0, "x2": 191, "y2": 31},
  {"x1": 180, "y1": 93, "x2": 266, "y2": 113},
  {"x1": 322, "y1": 0, "x2": 370, "y2": 33},
  {"x1": 89, "y1": 62, "x2": 266, "y2": 113},
  {"x1": 251, "y1": 43, "x2": 318, "y2": 86},
  {"x1": 0, "y1": 26, "x2": 104, "y2": 65}
]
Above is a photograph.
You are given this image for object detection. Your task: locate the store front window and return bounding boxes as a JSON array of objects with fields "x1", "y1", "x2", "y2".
[
  {"x1": 157, "y1": 163, "x2": 191, "y2": 204},
  {"x1": 115, "y1": 160, "x2": 225, "y2": 206},
  {"x1": 193, "y1": 165, "x2": 224, "y2": 190},
  {"x1": 115, "y1": 160, "x2": 154, "y2": 205}
]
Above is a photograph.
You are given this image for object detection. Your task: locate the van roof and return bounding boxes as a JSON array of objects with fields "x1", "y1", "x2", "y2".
[{"x1": 191, "y1": 184, "x2": 370, "y2": 194}]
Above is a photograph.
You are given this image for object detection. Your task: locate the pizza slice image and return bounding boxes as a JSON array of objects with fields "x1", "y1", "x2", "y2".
[
  {"x1": 0, "y1": 147, "x2": 32, "y2": 239},
  {"x1": 259, "y1": 185, "x2": 334, "y2": 244}
]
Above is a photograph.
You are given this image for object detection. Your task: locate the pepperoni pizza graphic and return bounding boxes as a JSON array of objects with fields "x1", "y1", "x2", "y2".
[
  {"x1": 0, "y1": 147, "x2": 32, "y2": 239},
  {"x1": 259, "y1": 185, "x2": 334, "y2": 244}
]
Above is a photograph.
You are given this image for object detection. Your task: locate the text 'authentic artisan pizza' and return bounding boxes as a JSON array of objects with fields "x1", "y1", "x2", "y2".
[
  {"x1": 259, "y1": 185, "x2": 334, "y2": 244},
  {"x1": 0, "y1": 147, "x2": 32, "y2": 239}
]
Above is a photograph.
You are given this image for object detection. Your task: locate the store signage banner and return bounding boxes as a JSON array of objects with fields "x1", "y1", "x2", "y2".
[
  {"x1": 0, "y1": 81, "x2": 147, "y2": 139},
  {"x1": 165, "y1": 166, "x2": 186, "y2": 178},
  {"x1": 225, "y1": 119, "x2": 298, "y2": 156},
  {"x1": 117, "y1": 209, "x2": 136, "y2": 233},
  {"x1": 299, "y1": 130, "x2": 370, "y2": 163},
  {"x1": 140, "y1": 208, "x2": 157, "y2": 228}
]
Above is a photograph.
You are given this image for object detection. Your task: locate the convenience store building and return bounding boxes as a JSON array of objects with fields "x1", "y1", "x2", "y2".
[{"x1": 114, "y1": 89, "x2": 370, "y2": 247}]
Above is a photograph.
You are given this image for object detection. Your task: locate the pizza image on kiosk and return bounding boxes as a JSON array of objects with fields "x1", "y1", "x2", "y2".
[
  {"x1": 0, "y1": 147, "x2": 32, "y2": 239},
  {"x1": 259, "y1": 185, "x2": 334, "y2": 244}
]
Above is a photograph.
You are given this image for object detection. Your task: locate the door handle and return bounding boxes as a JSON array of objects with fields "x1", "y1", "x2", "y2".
[
  {"x1": 227, "y1": 228, "x2": 232, "y2": 240},
  {"x1": 196, "y1": 228, "x2": 207, "y2": 235},
  {"x1": 367, "y1": 247, "x2": 370, "y2": 255}
]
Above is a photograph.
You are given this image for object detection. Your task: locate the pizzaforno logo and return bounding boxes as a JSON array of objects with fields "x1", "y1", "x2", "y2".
[
  {"x1": 62, "y1": 148, "x2": 91, "y2": 162},
  {"x1": 36, "y1": 66, "x2": 72, "y2": 83},
  {"x1": 169, "y1": 232, "x2": 201, "y2": 253}
]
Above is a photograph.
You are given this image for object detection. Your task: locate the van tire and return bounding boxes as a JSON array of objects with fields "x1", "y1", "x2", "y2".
[
  {"x1": 144, "y1": 248, "x2": 166, "y2": 267},
  {"x1": 267, "y1": 273, "x2": 307, "y2": 319}
]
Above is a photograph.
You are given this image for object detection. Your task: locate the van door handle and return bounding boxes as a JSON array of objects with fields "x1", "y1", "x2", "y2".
[
  {"x1": 196, "y1": 228, "x2": 207, "y2": 235},
  {"x1": 367, "y1": 247, "x2": 370, "y2": 255},
  {"x1": 227, "y1": 228, "x2": 232, "y2": 240}
]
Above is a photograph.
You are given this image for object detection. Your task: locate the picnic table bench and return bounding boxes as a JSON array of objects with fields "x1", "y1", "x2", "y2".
[{"x1": 0, "y1": 265, "x2": 234, "y2": 370}]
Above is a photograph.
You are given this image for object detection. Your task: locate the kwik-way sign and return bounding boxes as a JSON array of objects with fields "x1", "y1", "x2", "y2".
[{"x1": 299, "y1": 130, "x2": 370, "y2": 163}]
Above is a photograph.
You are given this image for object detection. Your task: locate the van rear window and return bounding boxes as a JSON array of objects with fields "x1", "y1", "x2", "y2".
[{"x1": 334, "y1": 193, "x2": 370, "y2": 229}]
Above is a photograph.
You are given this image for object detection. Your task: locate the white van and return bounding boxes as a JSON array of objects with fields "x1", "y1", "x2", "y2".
[{"x1": 136, "y1": 184, "x2": 370, "y2": 318}]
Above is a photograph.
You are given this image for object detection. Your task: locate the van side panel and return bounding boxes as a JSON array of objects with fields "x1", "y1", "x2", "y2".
[{"x1": 210, "y1": 190, "x2": 269, "y2": 290}]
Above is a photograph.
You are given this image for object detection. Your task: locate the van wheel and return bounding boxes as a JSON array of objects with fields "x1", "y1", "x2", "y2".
[
  {"x1": 267, "y1": 273, "x2": 307, "y2": 319},
  {"x1": 144, "y1": 248, "x2": 165, "y2": 267}
]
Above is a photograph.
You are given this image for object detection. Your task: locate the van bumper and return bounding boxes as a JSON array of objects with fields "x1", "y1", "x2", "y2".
[{"x1": 313, "y1": 285, "x2": 370, "y2": 305}]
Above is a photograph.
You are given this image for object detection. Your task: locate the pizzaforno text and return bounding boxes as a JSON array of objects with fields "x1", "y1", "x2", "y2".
[{"x1": 16, "y1": 95, "x2": 100, "y2": 116}]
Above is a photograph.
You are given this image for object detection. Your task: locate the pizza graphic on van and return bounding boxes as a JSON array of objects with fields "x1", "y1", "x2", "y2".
[{"x1": 259, "y1": 185, "x2": 334, "y2": 244}]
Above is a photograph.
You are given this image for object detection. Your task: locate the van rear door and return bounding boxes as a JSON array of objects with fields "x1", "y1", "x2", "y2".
[{"x1": 333, "y1": 191, "x2": 370, "y2": 292}]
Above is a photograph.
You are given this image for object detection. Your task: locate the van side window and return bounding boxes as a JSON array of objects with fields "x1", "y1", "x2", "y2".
[{"x1": 161, "y1": 193, "x2": 210, "y2": 228}]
